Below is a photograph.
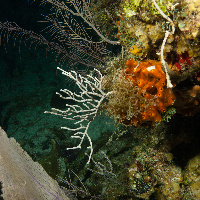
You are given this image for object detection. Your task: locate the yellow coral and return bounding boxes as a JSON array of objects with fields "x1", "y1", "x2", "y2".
[{"x1": 130, "y1": 45, "x2": 142, "y2": 55}]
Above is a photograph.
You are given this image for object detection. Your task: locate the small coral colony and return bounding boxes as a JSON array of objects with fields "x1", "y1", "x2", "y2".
[{"x1": 102, "y1": 0, "x2": 200, "y2": 127}]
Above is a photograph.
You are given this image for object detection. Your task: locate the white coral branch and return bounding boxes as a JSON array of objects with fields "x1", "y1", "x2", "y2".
[
  {"x1": 45, "y1": 67, "x2": 112, "y2": 164},
  {"x1": 152, "y1": 0, "x2": 175, "y2": 88}
]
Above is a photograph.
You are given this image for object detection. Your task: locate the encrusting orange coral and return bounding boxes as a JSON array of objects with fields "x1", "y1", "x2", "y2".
[{"x1": 122, "y1": 59, "x2": 176, "y2": 126}]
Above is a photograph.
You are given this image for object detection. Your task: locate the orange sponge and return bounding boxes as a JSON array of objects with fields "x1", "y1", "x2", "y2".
[{"x1": 123, "y1": 59, "x2": 175, "y2": 126}]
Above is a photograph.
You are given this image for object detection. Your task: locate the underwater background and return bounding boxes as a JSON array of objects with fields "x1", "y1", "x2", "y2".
[{"x1": 1, "y1": 0, "x2": 200, "y2": 199}]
